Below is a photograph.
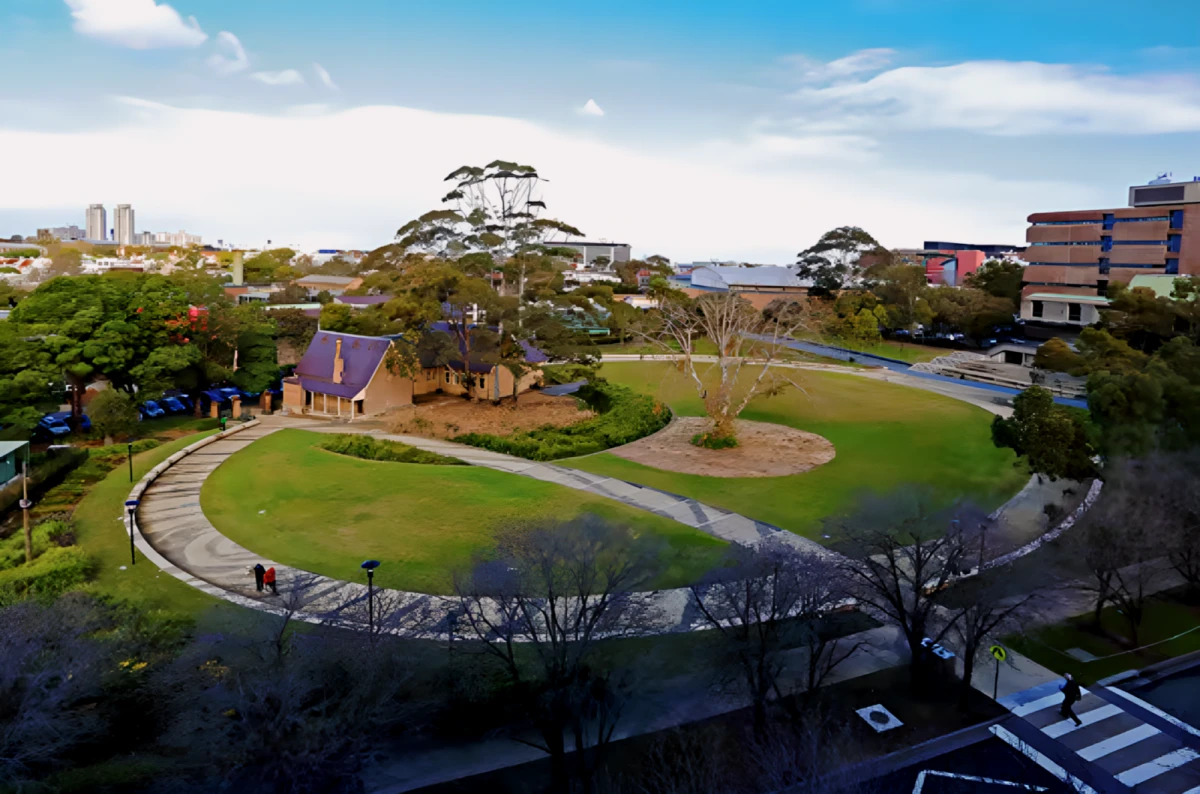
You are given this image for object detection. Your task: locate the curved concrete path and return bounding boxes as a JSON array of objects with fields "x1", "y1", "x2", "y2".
[{"x1": 129, "y1": 416, "x2": 831, "y2": 637}]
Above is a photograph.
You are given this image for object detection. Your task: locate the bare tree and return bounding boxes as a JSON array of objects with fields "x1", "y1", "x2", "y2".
[
  {"x1": 637, "y1": 292, "x2": 812, "y2": 444},
  {"x1": 155, "y1": 607, "x2": 415, "y2": 792},
  {"x1": 945, "y1": 578, "x2": 1036, "y2": 709},
  {"x1": 688, "y1": 540, "x2": 853, "y2": 738},
  {"x1": 0, "y1": 595, "x2": 110, "y2": 787},
  {"x1": 1073, "y1": 460, "x2": 1174, "y2": 645},
  {"x1": 451, "y1": 515, "x2": 658, "y2": 793},
  {"x1": 832, "y1": 492, "x2": 977, "y2": 685}
]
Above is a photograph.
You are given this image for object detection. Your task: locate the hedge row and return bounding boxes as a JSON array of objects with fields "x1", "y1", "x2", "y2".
[
  {"x1": 0, "y1": 545, "x2": 94, "y2": 606},
  {"x1": 318, "y1": 434, "x2": 465, "y2": 465},
  {"x1": 454, "y1": 382, "x2": 671, "y2": 461}
]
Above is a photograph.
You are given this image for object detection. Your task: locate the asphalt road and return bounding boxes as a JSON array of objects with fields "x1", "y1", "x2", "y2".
[{"x1": 863, "y1": 736, "x2": 1073, "y2": 794}]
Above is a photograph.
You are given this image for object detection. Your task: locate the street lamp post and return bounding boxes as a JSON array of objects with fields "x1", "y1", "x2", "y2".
[
  {"x1": 361, "y1": 559, "x2": 381, "y2": 638},
  {"x1": 127, "y1": 440, "x2": 134, "y2": 482},
  {"x1": 125, "y1": 499, "x2": 140, "y2": 565}
]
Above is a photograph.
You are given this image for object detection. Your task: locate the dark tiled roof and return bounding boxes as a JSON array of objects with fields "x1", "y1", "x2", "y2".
[{"x1": 295, "y1": 331, "x2": 390, "y2": 399}]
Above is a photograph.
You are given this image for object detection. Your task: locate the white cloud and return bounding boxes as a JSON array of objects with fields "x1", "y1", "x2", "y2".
[
  {"x1": 206, "y1": 31, "x2": 248, "y2": 76},
  {"x1": 781, "y1": 48, "x2": 895, "y2": 83},
  {"x1": 250, "y1": 69, "x2": 306, "y2": 87},
  {"x1": 0, "y1": 99, "x2": 1093, "y2": 259},
  {"x1": 64, "y1": 0, "x2": 207, "y2": 49},
  {"x1": 790, "y1": 59, "x2": 1200, "y2": 135},
  {"x1": 578, "y1": 98, "x2": 605, "y2": 117},
  {"x1": 313, "y1": 63, "x2": 339, "y2": 90}
]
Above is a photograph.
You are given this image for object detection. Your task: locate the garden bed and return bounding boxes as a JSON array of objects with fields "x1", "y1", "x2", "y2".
[{"x1": 611, "y1": 417, "x2": 836, "y2": 478}]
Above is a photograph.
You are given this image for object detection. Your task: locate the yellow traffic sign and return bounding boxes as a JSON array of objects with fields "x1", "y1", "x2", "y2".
[{"x1": 990, "y1": 645, "x2": 1007, "y2": 662}]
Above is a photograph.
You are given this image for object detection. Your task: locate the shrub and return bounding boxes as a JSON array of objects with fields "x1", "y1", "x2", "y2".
[
  {"x1": 0, "y1": 518, "x2": 76, "y2": 570},
  {"x1": 454, "y1": 382, "x2": 671, "y2": 461},
  {"x1": 542, "y1": 362, "x2": 602, "y2": 386},
  {"x1": 0, "y1": 545, "x2": 94, "y2": 604},
  {"x1": 318, "y1": 434, "x2": 464, "y2": 465},
  {"x1": 89, "y1": 439, "x2": 161, "y2": 461},
  {"x1": 690, "y1": 431, "x2": 739, "y2": 450}
]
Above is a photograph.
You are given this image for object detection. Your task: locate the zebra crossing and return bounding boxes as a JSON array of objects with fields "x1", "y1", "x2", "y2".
[{"x1": 1008, "y1": 683, "x2": 1200, "y2": 794}]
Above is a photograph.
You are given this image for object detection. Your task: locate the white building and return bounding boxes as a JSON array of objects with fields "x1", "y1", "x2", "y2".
[
  {"x1": 562, "y1": 271, "x2": 621, "y2": 290},
  {"x1": 557, "y1": 240, "x2": 632, "y2": 269},
  {"x1": 114, "y1": 204, "x2": 135, "y2": 246},
  {"x1": 86, "y1": 204, "x2": 106, "y2": 241},
  {"x1": 153, "y1": 230, "x2": 202, "y2": 246}
]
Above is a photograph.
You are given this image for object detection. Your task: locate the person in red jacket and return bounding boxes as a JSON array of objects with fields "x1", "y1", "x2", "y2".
[{"x1": 263, "y1": 566, "x2": 277, "y2": 595}]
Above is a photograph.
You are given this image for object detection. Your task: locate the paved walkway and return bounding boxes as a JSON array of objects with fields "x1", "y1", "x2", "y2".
[{"x1": 131, "y1": 416, "x2": 832, "y2": 638}]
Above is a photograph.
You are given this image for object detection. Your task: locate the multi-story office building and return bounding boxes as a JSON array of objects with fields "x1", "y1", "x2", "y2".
[
  {"x1": 1021, "y1": 179, "x2": 1200, "y2": 337},
  {"x1": 154, "y1": 230, "x2": 202, "y2": 246},
  {"x1": 86, "y1": 204, "x2": 107, "y2": 241},
  {"x1": 113, "y1": 204, "x2": 135, "y2": 246},
  {"x1": 558, "y1": 240, "x2": 632, "y2": 269}
]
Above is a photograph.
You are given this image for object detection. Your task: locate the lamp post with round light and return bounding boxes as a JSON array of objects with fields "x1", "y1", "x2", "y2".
[{"x1": 361, "y1": 559, "x2": 381, "y2": 638}]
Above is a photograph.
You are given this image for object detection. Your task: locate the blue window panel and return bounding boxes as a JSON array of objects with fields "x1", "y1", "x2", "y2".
[
  {"x1": 1113, "y1": 216, "x2": 1168, "y2": 223},
  {"x1": 1032, "y1": 220, "x2": 1100, "y2": 226},
  {"x1": 1166, "y1": 259, "x2": 1179, "y2": 275},
  {"x1": 1101, "y1": 239, "x2": 1113, "y2": 252},
  {"x1": 1107, "y1": 264, "x2": 1159, "y2": 269},
  {"x1": 1103, "y1": 213, "x2": 1115, "y2": 231},
  {"x1": 1168, "y1": 236, "x2": 1182, "y2": 253},
  {"x1": 1111, "y1": 240, "x2": 1168, "y2": 245},
  {"x1": 1098, "y1": 260, "x2": 1110, "y2": 274},
  {"x1": 1170, "y1": 210, "x2": 1184, "y2": 229}
]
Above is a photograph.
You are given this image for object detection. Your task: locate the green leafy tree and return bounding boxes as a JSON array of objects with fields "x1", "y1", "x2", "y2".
[
  {"x1": 991, "y1": 386, "x2": 1095, "y2": 480},
  {"x1": 866, "y1": 262, "x2": 933, "y2": 333},
  {"x1": 965, "y1": 259, "x2": 1023, "y2": 305},
  {"x1": 242, "y1": 249, "x2": 298, "y2": 283},
  {"x1": 89, "y1": 388, "x2": 140, "y2": 445},
  {"x1": 795, "y1": 226, "x2": 884, "y2": 293},
  {"x1": 1100, "y1": 282, "x2": 1178, "y2": 353},
  {"x1": 1033, "y1": 338, "x2": 1083, "y2": 374},
  {"x1": 924, "y1": 287, "x2": 1015, "y2": 342}
]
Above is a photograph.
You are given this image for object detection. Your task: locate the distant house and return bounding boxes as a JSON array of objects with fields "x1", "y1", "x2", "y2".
[
  {"x1": 282, "y1": 328, "x2": 546, "y2": 420},
  {"x1": 292, "y1": 275, "x2": 364, "y2": 298}
]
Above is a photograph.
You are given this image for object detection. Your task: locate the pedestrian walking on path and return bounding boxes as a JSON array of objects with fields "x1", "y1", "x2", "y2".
[
  {"x1": 253, "y1": 563, "x2": 265, "y2": 592},
  {"x1": 264, "y1": 566, "x2": 277, "y2": 595},
  {"x1": 1059, "y1": 673, "x2": 1083, "y2": 726}
]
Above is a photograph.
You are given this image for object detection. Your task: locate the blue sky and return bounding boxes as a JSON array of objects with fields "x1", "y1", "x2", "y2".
[{"x1": 2, "y1": 0, "x2": 1199, "y2": 260}]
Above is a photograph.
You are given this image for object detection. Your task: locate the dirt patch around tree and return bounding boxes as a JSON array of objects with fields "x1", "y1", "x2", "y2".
[
  {"x1": 609, "y1": 417, "x2": 835, "y2": 478},
  {"x1": 384, "y1": 391, "x2": 593, "y2": 439}
]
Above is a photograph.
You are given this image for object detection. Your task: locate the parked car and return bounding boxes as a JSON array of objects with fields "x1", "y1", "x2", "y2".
[
  {"x1": 139, "y1": 400, "x2": 166, "y2": 419},
  {"x1": 34, "y1": 411, "x2": 91, "y2": 439},
  {"x1": 161, "y1": 396, "x2": 188, "y2": 413}
]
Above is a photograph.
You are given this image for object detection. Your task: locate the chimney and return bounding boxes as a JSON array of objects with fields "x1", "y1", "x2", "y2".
[
  {"x1": 232, "y1": 251, "x2": 244, "y2": 286},
  {"x1": 333, "y1": 338, "x2": 345, "y2": 384}
]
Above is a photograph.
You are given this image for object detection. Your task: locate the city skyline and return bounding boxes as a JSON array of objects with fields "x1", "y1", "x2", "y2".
[{"x1": 2, "y1": 0, "x2": 1199, "y2": 261}]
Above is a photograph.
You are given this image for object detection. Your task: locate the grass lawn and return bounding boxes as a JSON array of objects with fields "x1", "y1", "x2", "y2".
[
  {"x1": 1006, "y1": 591, "x2": 1200, "y2": 684},
  {"x1": 73, "y1": 429, "x2": 226, "y2": 618},
  {"x1": 597, "y1": 338, "x2": 858, "y2": 367},
  {"x1": 564, "y1": 362, "x2": 1026, "y2": 542},
  {"x1": 797, "y1": 334, "x2": 945, "y2": 364},
  {"x1": 200, "y1": 429, "x2": 728, "y2": 594}
]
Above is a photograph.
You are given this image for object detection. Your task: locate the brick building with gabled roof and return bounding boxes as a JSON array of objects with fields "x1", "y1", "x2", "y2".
[{"x1": 282, "y1": 328, "x2": 545, "y2": 420}]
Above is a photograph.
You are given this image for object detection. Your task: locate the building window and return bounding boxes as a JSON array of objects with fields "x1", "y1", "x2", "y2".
[
  {"x1": 1103, "y1": 213, "x2": 1115, "y2": 231},
  {"x1": 1097, "y1": 281, "x2": 1108, "y2": 297},
  {"x1": 355, "y1": 399, "x2": 365, "y2": 415},
  {"x1": 1167, "y1": 259, "x2": 1180, "y2": 275},
  {"x1": 444, "y1": 371, "x2": 450, "y2": 384},
  {"x1": 1170, "y1": 210, "x2": 1184, "y2": 230},
  {"x1": 1168, "y1": 235, "x2": 1182, "y2": 253},
  {"x1": 1101, "y1": 239, "x2": 1113, "y2": 252},
  {"x1": 1069, "y1": 304, "x2": 1082, "y2": 323},
  {"x1": 1032, "y1": 301, "x2": 1044, "y2": 318}
]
